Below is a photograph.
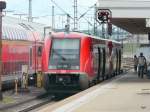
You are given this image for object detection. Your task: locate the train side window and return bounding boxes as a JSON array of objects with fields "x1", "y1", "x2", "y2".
[{"x1": 38, "y1": 46, "x2": 42, "y2": 56}]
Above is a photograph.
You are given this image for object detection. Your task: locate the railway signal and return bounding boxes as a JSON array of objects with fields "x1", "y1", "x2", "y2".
[
  {"x1": 96, "y1": 9, "x2": 111, "y2": 23},
  {"x1": 96, "y1": 9, "x2": 112, "y2": 36},
  {"x1": 0, "y1": 0, "x2": 6, "y2": 101}
]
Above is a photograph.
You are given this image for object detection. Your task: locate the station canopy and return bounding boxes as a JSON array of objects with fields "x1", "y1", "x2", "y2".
[
  {"x1": 2, "y1": 16, "x2": 46, "y2": 41},
  {"x1": 97, "y1": 0, "x2": 150, "y2": 34}
]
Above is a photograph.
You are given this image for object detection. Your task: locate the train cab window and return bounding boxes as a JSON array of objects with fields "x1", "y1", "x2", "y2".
[
  {"x1": 37, "y1": 46, "x2": 42, "y2": 56},
  {"x1": 49, "y1": 38, "x2": 80, "y2": 70}
]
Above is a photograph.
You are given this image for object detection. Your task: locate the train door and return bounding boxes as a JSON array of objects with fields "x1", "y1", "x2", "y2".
[
  {"x1": 105, "y1": 47, "x2": 110, "y2": 78},
  {"x1": 97, "y1": 47, "x2": 101, "y2": 81},
  {"x1": 116, "y1": 49, "x2": 119, "y2": 75},
  {"x1": 28, "y1": 46, "x2": 35, "y2": 76},
  {"x1": 93, "y1": 47, "x2": 99, "y2": 79},
  {"x1": 31, "y1": 44, "x2": 42, "y2": 73},
  {"x1": 112, "y1": 48, "x2": 117, "y2": 75},
  {"x1": 28, "y1": 44, "x2": 42, "y2": 85},
  {"x1": 37, "y1": 45, "x2": 42, "y2": 71},
  {"x1": 102, "y1": 48, "x2": 106, "y2": 80},
  {"x1": 118, "y1": 49, "x2": 121, "y2": 74},
  {"x1": 28, "y1": 46, "x2": 36, "y2": 86}
]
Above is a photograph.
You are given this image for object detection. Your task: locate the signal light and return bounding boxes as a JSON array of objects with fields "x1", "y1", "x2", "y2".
[
  {"x1": 96, "y1": 9, "x2": 112, "y2": 36},
  {"x1": 98, "y1": 12, "x2": 109, "y2": 23},
  {"x1": 96, "y1": 9, "x2": 111, "y2": 23}
]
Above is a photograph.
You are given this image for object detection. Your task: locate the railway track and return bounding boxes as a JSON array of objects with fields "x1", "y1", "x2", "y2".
[
  {"x1": 0, "y1": 93, "x2": 55, "y2": 112},
  {"x1": 122, "y1": 57, "x2": 134, "y2": 72},
  {"x1": 0, "y1": 93, "x2": 72, "y2": 112},
  {"x1": 18, "y1": 98, "x2": 55, "y2": 112}
]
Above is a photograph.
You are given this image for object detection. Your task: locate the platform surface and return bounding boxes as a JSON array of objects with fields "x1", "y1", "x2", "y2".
[{"x1": 38, "y1": 71, "x2": 150, "y2": 112}]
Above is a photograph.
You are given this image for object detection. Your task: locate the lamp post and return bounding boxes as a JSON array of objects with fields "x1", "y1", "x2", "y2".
[{"x1": 0, "y1": 1, "x2": 6, "y2": 101}]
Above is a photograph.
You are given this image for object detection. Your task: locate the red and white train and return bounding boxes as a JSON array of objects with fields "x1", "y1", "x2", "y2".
[
  {"x1": 1, "y1": 17, "x2": 44, "y2": 89},
  {"x1": 42, "y1": 32, "x2": 122, "y2": 93}
]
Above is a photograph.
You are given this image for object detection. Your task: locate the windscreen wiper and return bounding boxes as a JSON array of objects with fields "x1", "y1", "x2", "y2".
[{"x1": 52, "y1": 49, "x2": 66, "y2": 61}]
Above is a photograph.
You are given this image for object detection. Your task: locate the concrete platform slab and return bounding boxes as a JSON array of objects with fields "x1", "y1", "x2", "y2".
[{"x1": 37, "y1": 71, "x2": 150, "y2": 112}]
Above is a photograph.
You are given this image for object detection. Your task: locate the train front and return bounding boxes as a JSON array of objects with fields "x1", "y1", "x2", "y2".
[{"x1": 42, "y1": 32, "x2": 87, "y2": 93}]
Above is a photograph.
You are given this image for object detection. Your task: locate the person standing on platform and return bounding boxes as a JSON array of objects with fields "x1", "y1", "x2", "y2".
[
  {"x1": 133, "y1": 55, "x2": 138, "y2": 72},
  {"x1": 138, "y1": 52, "x2": 146, "y2": 78}
]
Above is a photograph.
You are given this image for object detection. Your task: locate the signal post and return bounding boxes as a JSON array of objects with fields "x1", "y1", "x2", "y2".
[{"x1": 0, "y1": 1, "x2": 6, "y2": 101}]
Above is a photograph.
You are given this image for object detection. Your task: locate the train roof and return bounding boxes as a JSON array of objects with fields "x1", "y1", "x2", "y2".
[
  {"x1": 2, "y1": 16, "x2": 46, "y2": 41},
  {"x1": 51, "y1": 31, "x2": 121, "y2": 44}
]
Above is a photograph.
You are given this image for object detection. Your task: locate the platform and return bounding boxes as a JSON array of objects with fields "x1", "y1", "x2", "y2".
[{"x1": 38, "y1": 70, "x2": 150, "y2": 112}]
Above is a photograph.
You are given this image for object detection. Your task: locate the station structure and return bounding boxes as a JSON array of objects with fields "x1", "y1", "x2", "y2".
[{"x1": 97, "y1": 0, "x2": 150, "y2": 34}]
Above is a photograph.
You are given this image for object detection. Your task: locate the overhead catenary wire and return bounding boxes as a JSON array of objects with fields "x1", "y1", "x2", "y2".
[
  {"x1": 78, "y1": 4, "x2": 95, "y2": 20},
  {"x1": 50, "y1": 0, "x2": 97, "y2": 31},
  {"x1": 51, "y1": 0, "x2": 73, "y2": 20}
]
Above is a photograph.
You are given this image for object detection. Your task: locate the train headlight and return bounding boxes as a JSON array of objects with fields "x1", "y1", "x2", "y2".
[{"x1": 58, "y1": 77, "x2": 63, "y2": 82}]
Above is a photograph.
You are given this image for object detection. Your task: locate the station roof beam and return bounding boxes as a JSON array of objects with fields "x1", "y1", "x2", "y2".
[{"x1": 97, "y1": 0, "x2": 150, "y2": 34}]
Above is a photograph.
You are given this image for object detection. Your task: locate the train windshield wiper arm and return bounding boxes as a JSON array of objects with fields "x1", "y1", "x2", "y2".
[{"x1": 52, "y1": 49, "x2": 66, "y2": 61}]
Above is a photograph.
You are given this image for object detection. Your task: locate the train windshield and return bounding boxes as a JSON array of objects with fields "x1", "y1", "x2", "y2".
[{"x1": 49, "y1": 38, "x2": 80, "y2": 70}]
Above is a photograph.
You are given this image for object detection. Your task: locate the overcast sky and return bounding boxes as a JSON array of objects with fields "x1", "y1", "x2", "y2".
[{"x1": 5, "y1": 0, "x2": 97, "y2": 29}]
